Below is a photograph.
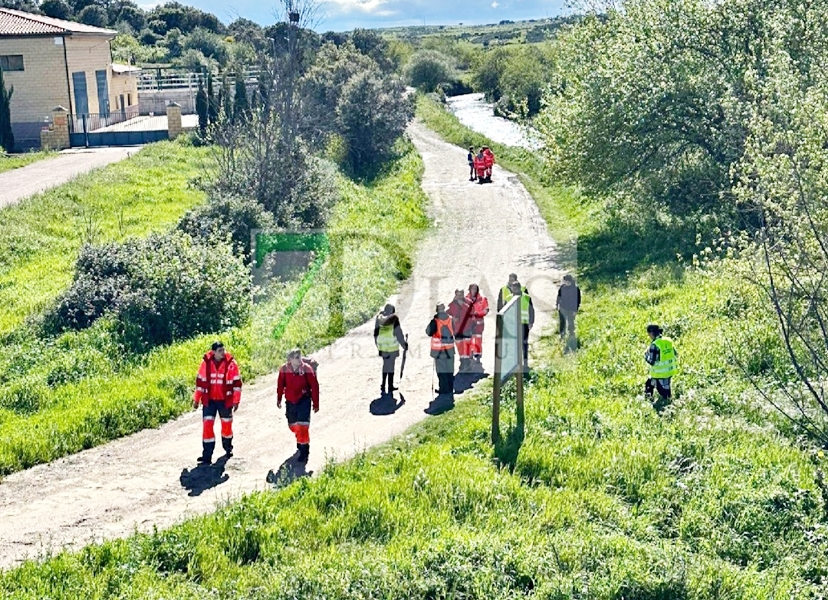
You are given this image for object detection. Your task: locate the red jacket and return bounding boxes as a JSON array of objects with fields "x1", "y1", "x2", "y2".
[
  {"x1": 277, "y1": 360, "x2": 320, "y2": 410},
  {"x1": 466, "y1": 293, "x2": 489, "y2": 334},
  {"x1": 448, "y1": 298, "x2": 474, "y2": 338},
  {"x1": 483, "y1": 149, "x2": 495, "y2": 168},
  {"x1": 194, "y1": 351, "x2": 242, "y2": 407}
]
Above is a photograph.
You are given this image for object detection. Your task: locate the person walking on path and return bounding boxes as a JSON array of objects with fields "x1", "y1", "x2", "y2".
[
  {"x1": 482, "y1": 146, "x2": 495, "y2": 182},
  {"x1": 426, "y1": 303, "x2": 455, "y2": 395},
  {"x1": 511, "y1": 281, "x2": 535, "y2": 369},
  {"x1": 276, "y1": 349, "x2": 320, "y2": 462},
  {"x1": 556, "y1": 274, "x2": 581, "y2": 342},
  {"x1": 466, "y1": 283, "x2": 489, "y2": 368},
  {"x1": 644, "y1": 324, "x2": 679, "y2": 411},
  {"x1": 193, "y1": 341, "x2": 242, "y2": 464},
  {"x1": 373, "y1": 304, "x2": 408, "y2": 397},
  {"x1": 497, "y1": 273, "x2": 527, "y2": 311},
  {"x1": 448, "y1": 288, "x2": 474, "y2": 373},
  {"x1": 467, "y1": 146, "x2": 477, "y2": 181}
]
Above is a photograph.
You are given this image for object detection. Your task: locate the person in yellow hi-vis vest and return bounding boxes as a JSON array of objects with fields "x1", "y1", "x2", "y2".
[
  {"x1": 373, "y1": 304, "x2": 408, "y2": 397},
  {"x1": 644, "y1": 324, "x2": 679, "y2": 411}
]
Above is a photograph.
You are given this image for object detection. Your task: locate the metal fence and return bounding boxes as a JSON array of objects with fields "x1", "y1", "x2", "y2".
[
  {"x1": 137, "y1": 68, "x2": 259, "y2": 92},
  {"x1": 69, "y1": 105, "x2": 140, "y2": 134}
]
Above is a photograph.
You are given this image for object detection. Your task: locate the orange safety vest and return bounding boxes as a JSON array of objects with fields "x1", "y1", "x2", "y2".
[{"x1": 431, "y1": 316, "x2": 455, "y2": 352}]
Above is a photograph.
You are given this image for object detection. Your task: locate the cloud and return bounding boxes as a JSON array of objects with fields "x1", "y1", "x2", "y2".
[
  {"x1": 325, "y1": 0, "x2": 394, "y2": 14},
  {"x1": 491, "y1": 1, "x2": 499, "y2": 6}
]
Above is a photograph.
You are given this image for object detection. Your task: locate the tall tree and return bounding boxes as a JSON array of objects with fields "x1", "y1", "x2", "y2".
[
  {"x1": 206, "y1": 72, "x2": 218, "y2": 124},
  {"x1": 233, "y1": 73, "x2": 249, "y2": 122},
  {"x1": 195, "y1": 75, "x2": 208, "y2": 133},
  {"x1": 0, "y1": 68, "x2": 14, "y2": 153}
]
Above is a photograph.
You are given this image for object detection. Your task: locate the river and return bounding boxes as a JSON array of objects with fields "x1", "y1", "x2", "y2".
[{"x1": 445, "y1": 93, "x2": 541, "y2": 150}]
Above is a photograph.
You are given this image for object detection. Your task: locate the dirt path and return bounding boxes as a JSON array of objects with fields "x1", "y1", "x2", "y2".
[
  {"x1": 0, "y1": 147, "x2": 136, "y2": 210},
  {"x1": 0, "y1": 122, "x2": 562, "y2": 569}
]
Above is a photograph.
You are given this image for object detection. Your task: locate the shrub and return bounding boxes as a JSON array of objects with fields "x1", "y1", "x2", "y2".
[
  {"x1": 46, "y1": 233, "x2": 250, "y2": 353},
  {"x1": 177, "y1": 195, "x2": 275, "y2": 263},
  {"x1": 404, "y1": 50, "x2": 457, "y2": 93},
  {"x1": 337, "y1": 70, "x2": 413, "y2": 176}
]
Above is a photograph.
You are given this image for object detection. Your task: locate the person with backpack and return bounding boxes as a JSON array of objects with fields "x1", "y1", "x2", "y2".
[
  {"x1": 276, "y1": 348, "x2": 319, "y2": 463},
  {"x1": 193, "y1": 341, "x2": 242, "y2": 464}
]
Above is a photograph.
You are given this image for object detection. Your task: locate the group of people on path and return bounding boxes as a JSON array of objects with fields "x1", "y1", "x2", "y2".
[
  {"x1": 468, "y1": 146, "x2": 496, "y2": 183},
  {"x1": 189, "y1": 273, "x2": 679, "y2": 471}
]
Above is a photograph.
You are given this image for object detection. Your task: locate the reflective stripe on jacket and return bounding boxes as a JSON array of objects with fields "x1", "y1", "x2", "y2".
[
  {"x1": 430, "y1": 316, "x2": 455, "y2": 352},
  {"x1": 194, "y1": 351, "x2": 242, "y2": 407},
  {"x1": 376, "y1": 324, "x2": 400, "y2": 353},
  {"x1": 649, "y1": 337, "x2": 679, "y2": 378}
]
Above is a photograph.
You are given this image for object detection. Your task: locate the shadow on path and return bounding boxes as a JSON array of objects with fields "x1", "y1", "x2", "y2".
[
  {"x1": 454, "y1": 370, "x2": 489, "y2": 395},
  {"x1": 370, "y1": 393, "x2": 406, "y2": 416},
  {"x1": 266, "y1": 455, "x2": 314, "y2": 489},
  {"x1": 179, "y1": 456, "x2": 229, "y2": 497}
]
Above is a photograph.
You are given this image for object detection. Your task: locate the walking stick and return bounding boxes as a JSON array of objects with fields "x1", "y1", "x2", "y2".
[{"x1": 399, "y1": 334, "x2": 409, "y2": 380}]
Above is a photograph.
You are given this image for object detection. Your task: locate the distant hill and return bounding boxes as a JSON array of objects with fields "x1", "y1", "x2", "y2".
[{"x1": 377, "y1": 15, "x2": 581, "y2": 46}]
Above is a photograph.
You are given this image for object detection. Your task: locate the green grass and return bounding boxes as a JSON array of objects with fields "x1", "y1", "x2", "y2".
[
  {"x1": 3, "y1": 108, "x2": 828, "y2": 598},
  {"x1": 0, "y1": 150, "x2": 53, "y2": 174},
  {"x1": 0, "y1": 140, "x2": 429, "y2": 476},
  {"x1": 0, "y1": 141, "x2": 211, "y2": 336}
]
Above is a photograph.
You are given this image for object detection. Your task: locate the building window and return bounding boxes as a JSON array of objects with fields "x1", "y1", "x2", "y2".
[
  {"x1": 0, "y1": 55, "x2": 24, "y2": 72},
  {"x1": 127, "y1": 93, "x2": 132, "y2": 106}
]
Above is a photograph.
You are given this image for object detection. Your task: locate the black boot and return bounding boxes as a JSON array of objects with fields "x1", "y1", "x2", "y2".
[
  {"x1": 381, "y1": 372, "x2": 388, "y2": 396},
  {"x1": 197, "y1": 441, "x2": 214, "y2": 464},
  {"x1": 388, "y1": 373, "x2": 397, "y2": 392},
  {"x1": 222, "y1": 437, "x2": 233, "y2": 458},
  {"x1": 298, "y1": 443, "x2": 309, "y2": 463}
]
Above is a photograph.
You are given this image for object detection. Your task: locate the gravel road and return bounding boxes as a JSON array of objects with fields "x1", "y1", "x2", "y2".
[
  {"x1": 0, "y1": 122, "x2": 562, "y2": 568},
  {"x1": 0, "y1": 146, "x2": 136, "y2": 209}
]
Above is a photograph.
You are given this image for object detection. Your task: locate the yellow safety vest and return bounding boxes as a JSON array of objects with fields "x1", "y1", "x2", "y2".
[
  {"x1": 650, "y1": 337, "x2": 678, "y2": 378},
  {"x1": 377, "y1": 324, "x2": 399, "y2": 353},
  {"x1": 520, "y1": 294, "x2": 531, "y2": 324}
]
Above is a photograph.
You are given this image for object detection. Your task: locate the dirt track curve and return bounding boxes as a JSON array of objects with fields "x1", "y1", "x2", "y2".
[{"x1": 0, "y1": 122, "x2": 562, "y2": 568}]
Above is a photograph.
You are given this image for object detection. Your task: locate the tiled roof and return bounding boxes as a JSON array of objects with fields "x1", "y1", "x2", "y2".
[{"x1": 0, "y1": 8, "x2": 116, "y2": 37}]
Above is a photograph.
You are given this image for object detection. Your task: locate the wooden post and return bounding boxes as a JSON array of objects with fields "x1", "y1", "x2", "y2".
[
  {"x1": 492, "y1": 311, "x2": 503, "y2": 444},
  {"x1": 516, "y1": 297, "x2": 525, "y2": 430}
]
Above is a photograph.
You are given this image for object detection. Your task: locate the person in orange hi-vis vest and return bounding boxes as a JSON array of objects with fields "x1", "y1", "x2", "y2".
[
  {"x1": 277, "y1": 348, "x2": 320, "y2": 463},
  {"x1": 426, "y1": 303, "x2": 455, "y2": 395},
  {"x1": 193, "y1": 341, "x2": 242, "y2": 464},
  {"x1": 466, "y1": 283, "x2": 490, "y2": 369}
]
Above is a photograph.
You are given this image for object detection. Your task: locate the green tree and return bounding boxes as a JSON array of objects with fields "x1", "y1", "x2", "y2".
[
  {"x1": 78, "y1": 5, "x2": 108, "y2": 27},
  {"x1": 0, "y1": 67, "x2": 14, "y2": 153},
  {"x1": 299, "y1": 41, "x2": 375, "y2": 149},
  {"x1": 40, "y1": 0, "x2": 72, "y2": 20},
  {"x1": 403, "y1": 50, "x2": 456, "y2": 93},
  {"x1": 195, "y1": 76, "x2": 208, "y2": 133},
  {"x1": 233, "y1": 74, "x2": 248, "y2": 122},
  {"x1": 206, "y1": 72, "x2": 218, "y2": 124},
  {"x1": 336, "y1": 69, "x2": 412, "y2": 175}
]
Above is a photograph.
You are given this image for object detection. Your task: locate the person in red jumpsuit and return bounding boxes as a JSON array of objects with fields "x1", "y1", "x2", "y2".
[
  {"x1": 193, "y1": 341, "x2": 242, "y2": 464},
  {"x1": 276, "y1": 348, "x2": 320, "y2": 463},
  {"x1": 466, "y1": 283, "x2": 490, "y2": 369}
]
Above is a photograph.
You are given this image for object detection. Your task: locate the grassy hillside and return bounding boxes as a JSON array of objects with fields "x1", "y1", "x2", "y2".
[
  {"x1": 0, "y1": 140, "x2": 428, "y2": 476},
  {"x1": 0, "y1": 142, "x2": 211, "y2": 336},
  {"x1": 2, "y1": 105, "x2": 826, "y2": 598}
]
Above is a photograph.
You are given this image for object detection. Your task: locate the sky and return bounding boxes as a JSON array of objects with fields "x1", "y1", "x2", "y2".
[{"x1": 159, "y1": 0, "x2": 571, "y2": 32}]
